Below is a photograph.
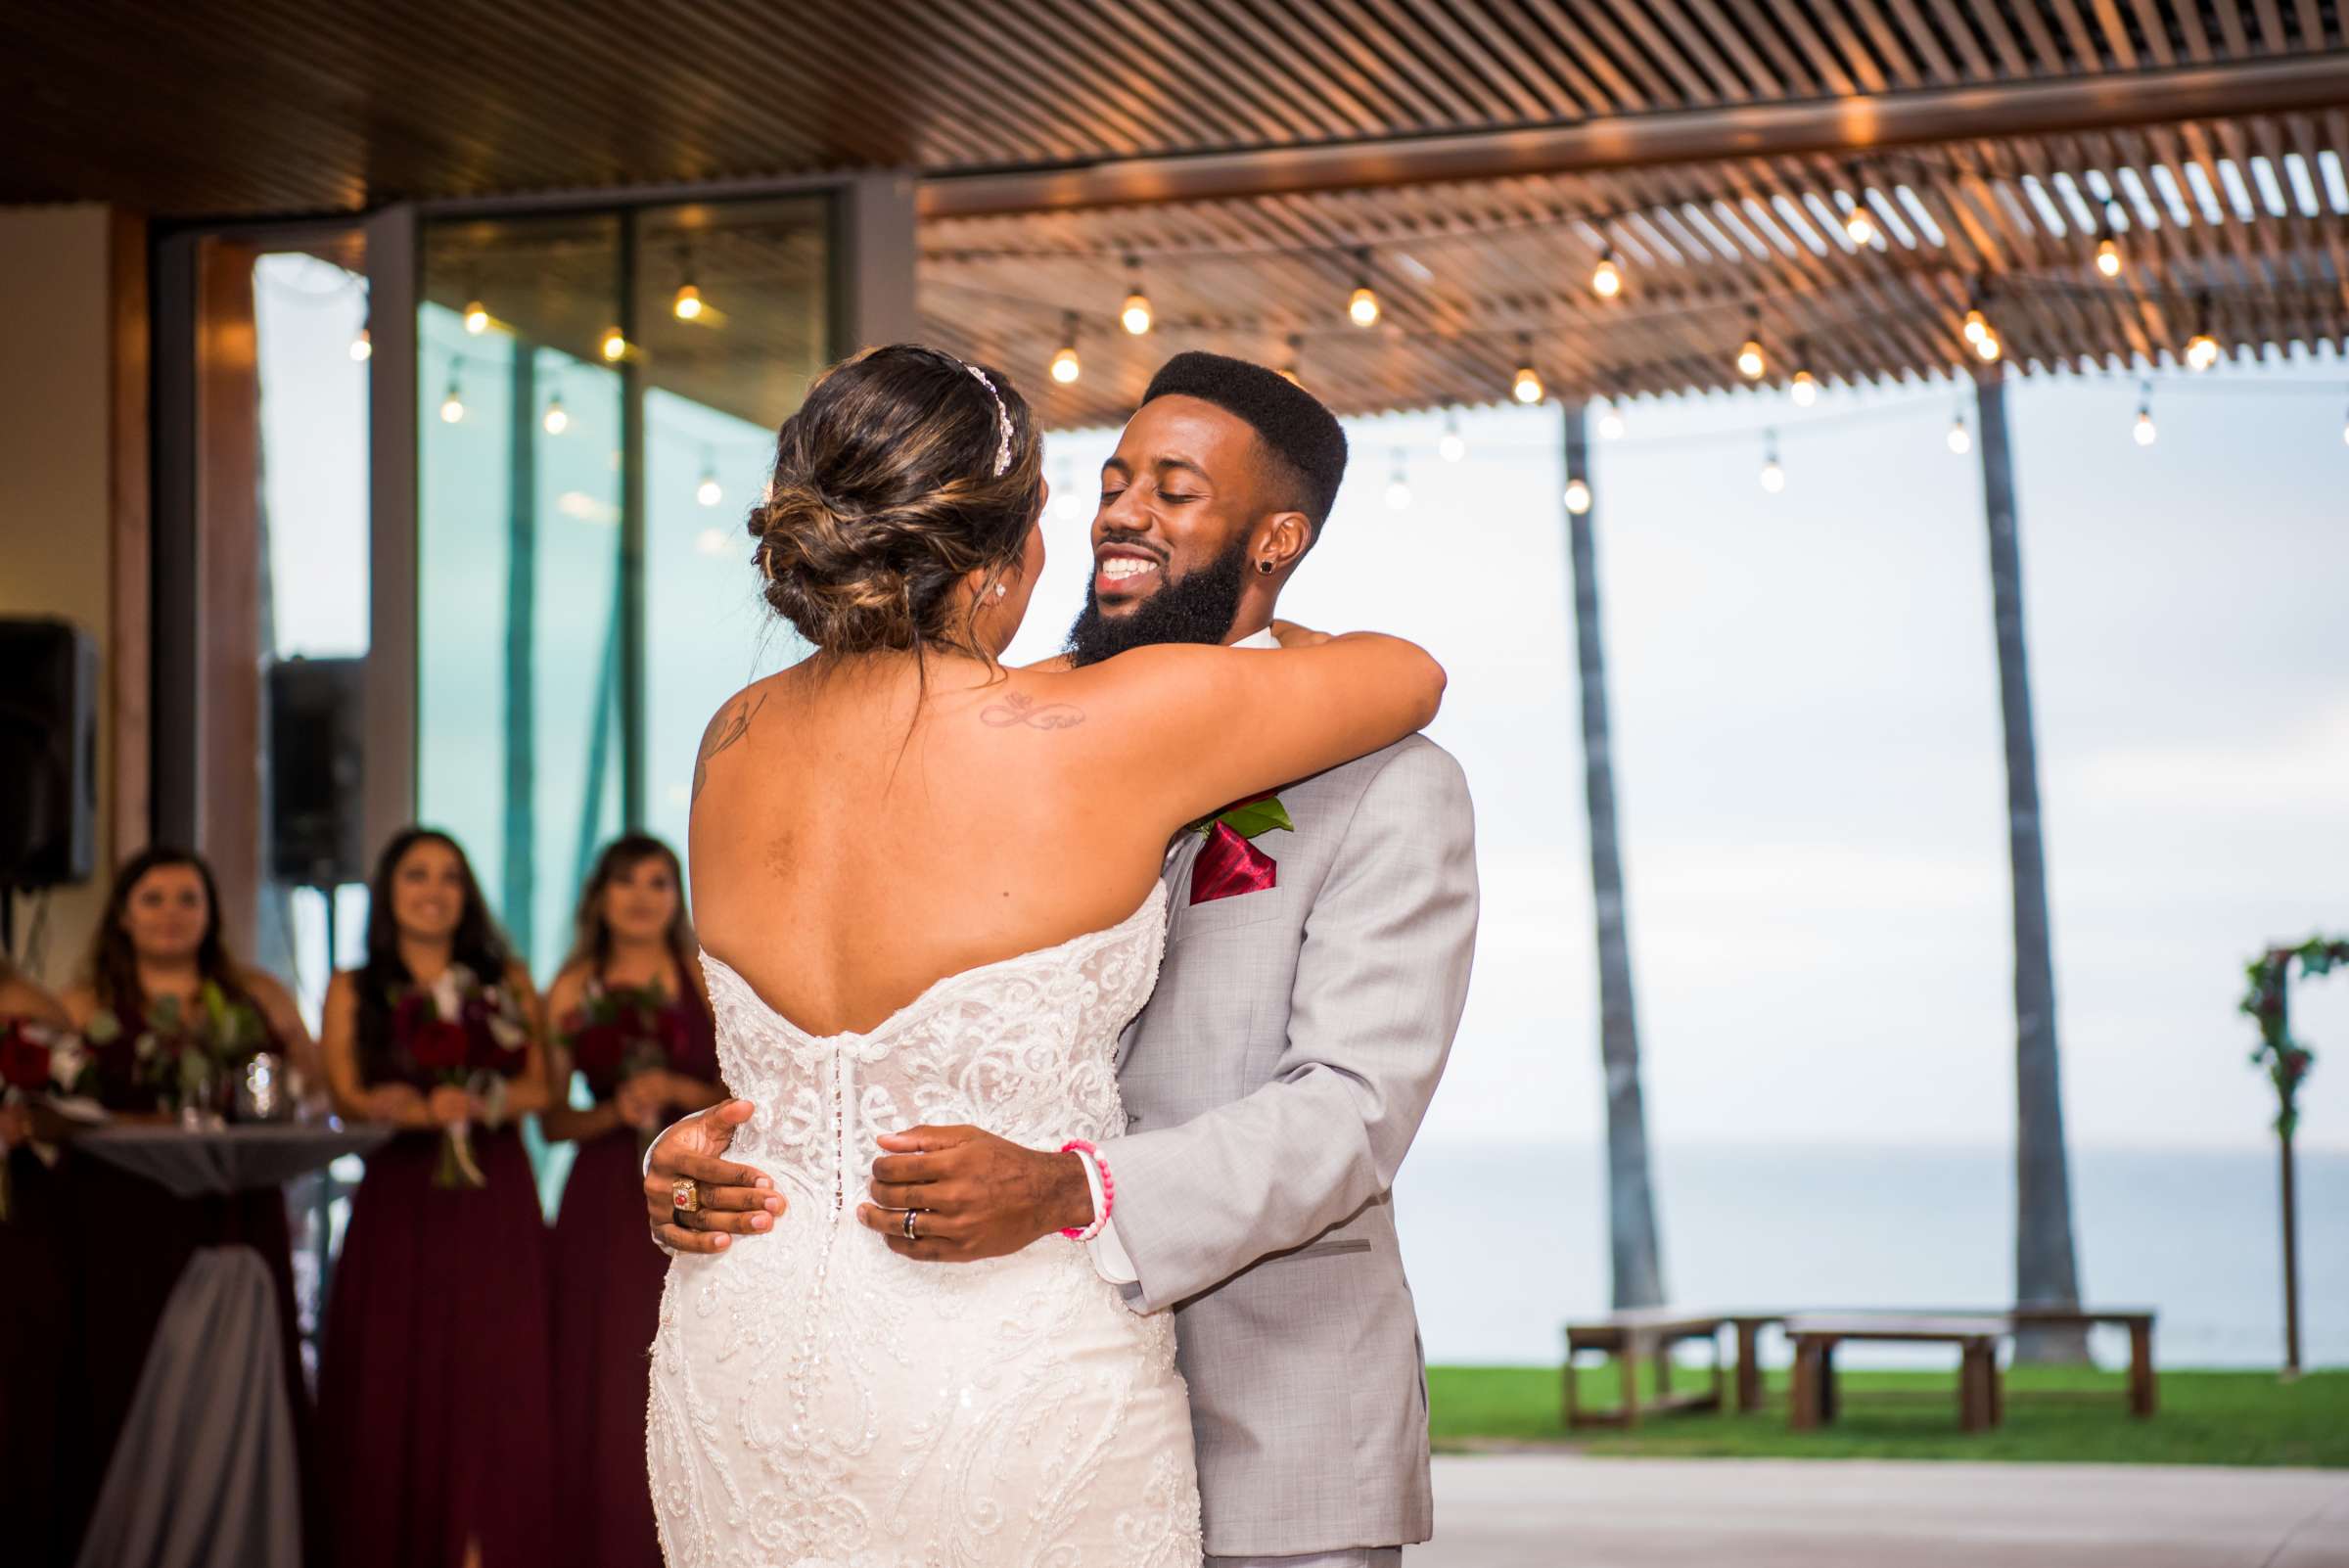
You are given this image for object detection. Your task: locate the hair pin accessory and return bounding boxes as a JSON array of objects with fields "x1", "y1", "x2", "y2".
[{"x1": 964, "y1": 363, "x2": 1014, "y2": 477}]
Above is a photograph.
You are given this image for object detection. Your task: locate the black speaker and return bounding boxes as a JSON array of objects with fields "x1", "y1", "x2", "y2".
[
  {"x1": 267, "y1": 656, "x2": 366, "y2": 888},
  {"x1": 0, "y1": 618, "x2": 98, "y2": 888}
]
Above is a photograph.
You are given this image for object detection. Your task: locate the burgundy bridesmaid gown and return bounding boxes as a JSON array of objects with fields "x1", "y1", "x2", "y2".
[
  {"x1": 548, "y1": 986, "x2": 720, "y2": 1568},
  {"x1": 318, "y1": 992, "x2": 556, "y2": 1568},
  {"x1": 55, "y1": 1006, "x2": 316, "y2": 1564}
]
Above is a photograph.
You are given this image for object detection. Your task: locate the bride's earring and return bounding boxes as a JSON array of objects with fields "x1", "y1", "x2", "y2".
[{"x1": 993, "y1": 582, "x2": 1008, "y2": 599}]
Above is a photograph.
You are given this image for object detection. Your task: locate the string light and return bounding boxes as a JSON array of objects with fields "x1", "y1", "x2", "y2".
[
  {"x1": 1597, "y1": 404, "x2": 1626, "y2": 439},
  {"x1": 2133, "y1": 382, "x2": 2157, "y2": 446},
  {"x1": 1385, "y1": 450, "x2": 1410, "y2": 511},
  {"x1": 1736, "y1": 309, "x2": 1766, "y2": 380},
  {"x1": 696, "y1": 454, "x2": 722, "y2": 508},
  {"x1": 348, "y1": 326, "x2": 372, "y2": 362},
  {"x1": 1510, "y1": 334, "x2": 1543, "y2": 404},
  {"x1": 1842, "y1": 170, "x2": 1878, "y2": 247},
  {"x1": 1974, "y1": 331, "x2": 2003, "y2": 363},
  {"x1": 1947, "y1": 412, "x2": 1971, "y2": 454},
  {"x1": 1563, "y1": 476, "x2": 1592, "y2": 515},
  {"x1": 463, "y1": 300, "x2": 489, "y2": 335},
  {"x1": 1790, "y1": 367, "x2": 1819, "y2": 407},
  {"x1": 1759, "y1": 430, "x2": 1785, "y2": 492},
  {"x1": 600, "y1": 327, "x2": 627, "y2": 362},
  {"x1": 541, "y1": 393, "x2": 569, "y2": 436},
  {"x1": 1120, "y1": 258, "x2": 1152, "y2": 336},
  {"x1": 1050, "y1": 311, "x2": 1082, "y2": 384},
  {"x1": 2185, "y1": 293, "x2": 2221, "y2": 371},
  {"x1": 1965, "y1": 289, "x2": 2002, "y2": 361},
  {"x1": 1962, "y1": 304, "x2": 1989, "y2": 346},
  {"x1": 438, "y1": 377, "x2": 466, "y2": 425},
  {"x1": 673, "y1": 282, "x2": 704, "y2": 321},
  {"x1": 1591, "y1": 247, "x2": 1623, "y2": 300},
  {"x1": 1280, "y1": 333, "x2": 1303, "y2": 387},
  {"x1": 1439, "y1": 409, "x2": 1465, "y2": 463},
  {"x1": 1348, "y1": 249, "x2": 1381, "y2": 328}
]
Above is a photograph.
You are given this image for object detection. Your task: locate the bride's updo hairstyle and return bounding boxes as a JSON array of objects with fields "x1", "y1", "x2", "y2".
[{"x1": 749, "y1": 344, "x2": 1044, "y2": 658}]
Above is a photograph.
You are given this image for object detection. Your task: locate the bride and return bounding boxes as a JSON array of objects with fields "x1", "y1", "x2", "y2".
[{"x1": 646, "y1": 344, "x2": 1443, "y2": 1566}]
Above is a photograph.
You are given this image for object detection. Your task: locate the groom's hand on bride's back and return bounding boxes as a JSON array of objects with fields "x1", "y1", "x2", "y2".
[
  {"x1": 642, "y1": 1098, "x2": 786, "y2": 1254},
  {"x1": 858, "y1": 1125, "x2": 1093, "y2": 1263}
]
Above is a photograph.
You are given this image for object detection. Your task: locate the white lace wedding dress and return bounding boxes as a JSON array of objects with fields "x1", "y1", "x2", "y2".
[{"x1": 646, "y1": 881, "x2": 1202, "y2": 1568}]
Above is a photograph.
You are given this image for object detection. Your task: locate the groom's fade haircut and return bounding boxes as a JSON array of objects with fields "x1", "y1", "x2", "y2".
[{"x1": 1140, "y1": 351, "x2": 1349, "y2": 535}]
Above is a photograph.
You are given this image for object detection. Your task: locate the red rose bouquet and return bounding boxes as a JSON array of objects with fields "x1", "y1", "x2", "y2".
[
  {"x1": 560, "y1": 980, "x2": 678, "y2": 1153},
  {"x1": 392, "y1": 965, "x2": 533, "y2": 1189},
  {"x1": 1, "y1": 1016, "x2": 91, "y2": 1221}
]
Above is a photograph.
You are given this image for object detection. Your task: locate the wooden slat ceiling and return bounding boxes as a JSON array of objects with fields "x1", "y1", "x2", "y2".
[
  {"x1": 5, "y1": 3, "x2": 2342, "y2": 409},
  {"x1": 1, "y1": 0, "x2": 2342, "y2": 214},
  {"x1": 922, "y1": 106, "x2": 2349, "y2": 419}
]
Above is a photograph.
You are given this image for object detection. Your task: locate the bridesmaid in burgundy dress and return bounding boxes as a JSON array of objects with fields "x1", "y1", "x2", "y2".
[
  {"x1": 54, "y1": 848, "x2": 319, "y2": 1560},
  {"x1": 541, "y1": 834, "x2": 723, "y2": 1568},
  {"x1": 1, "y1": 959, "x2": 75, "y2": 1568},
  {"x1": 316, "y1": 828, "x2": 555, "y2": 1568}
]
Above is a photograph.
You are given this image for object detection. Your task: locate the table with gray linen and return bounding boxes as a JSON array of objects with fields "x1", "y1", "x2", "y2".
[{"x1": 70, "y1": 1123, "x2": 389, "y2": 1568}]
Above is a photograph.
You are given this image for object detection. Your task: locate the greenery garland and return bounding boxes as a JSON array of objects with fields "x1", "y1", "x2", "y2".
[{"x1": 2240, "y1": 936, "x2": 2347, "y2": 1138}]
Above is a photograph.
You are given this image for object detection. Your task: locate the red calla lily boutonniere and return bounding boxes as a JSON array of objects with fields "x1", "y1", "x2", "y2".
[{"x1": 1190, "y1": 791, "x2": 1293, "y2": 906}]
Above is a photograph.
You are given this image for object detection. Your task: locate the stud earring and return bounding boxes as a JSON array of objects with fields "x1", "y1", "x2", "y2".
[
  {"x1": 993, "y1": 582, "x2": 1008, "y2": 599},
  {"x1": 1256, "y1": 559, "x2": 1275, "y2": 576}
]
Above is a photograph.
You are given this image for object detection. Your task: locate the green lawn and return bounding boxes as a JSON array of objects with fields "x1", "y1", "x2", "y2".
[{"x1": 1428, "y1": 1363, "x2": 2349, "y2": 1468}]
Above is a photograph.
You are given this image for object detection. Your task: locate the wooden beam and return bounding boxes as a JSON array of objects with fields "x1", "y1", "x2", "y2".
[{"x1": 921, "y1": 53, "x2": 2349, "y2": 217}]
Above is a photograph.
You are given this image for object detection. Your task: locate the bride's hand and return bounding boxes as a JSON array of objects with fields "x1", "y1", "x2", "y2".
[
  {"x1": 1268, "y1": 619, "x2": 1331, "y2": 649},
  {"x1": 643, "y1": 1099, "x2": 785, "y2": 1255}
]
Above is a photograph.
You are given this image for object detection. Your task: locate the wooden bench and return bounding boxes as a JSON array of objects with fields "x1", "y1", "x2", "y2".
[
  {"x1": 1784, "y1": 1314, "x2": 2008, "y2": 1432},
  {"x1": 1562, "y1": 1310, "x2": 1727, "y2": 1428},
  {"x1": 1733, "y1": 1306, "x2": 2157, "y2": 1418}
]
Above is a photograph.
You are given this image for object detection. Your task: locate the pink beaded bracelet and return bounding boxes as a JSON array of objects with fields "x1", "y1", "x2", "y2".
[{"x1": 1060, "y1": 1139, "x2": 1113, "y2": 1242}]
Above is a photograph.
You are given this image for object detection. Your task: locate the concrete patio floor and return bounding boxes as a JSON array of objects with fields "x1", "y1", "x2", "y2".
[{"x1": 1418, "y1": 1453, "x2": 2349, "y2": 1567}]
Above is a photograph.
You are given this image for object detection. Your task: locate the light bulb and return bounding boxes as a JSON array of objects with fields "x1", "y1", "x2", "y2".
[
  {"x1": 348, "y1": 328, "x2": 372, "y2": 361},
  {"x1": 2186, "y1": 332, "x2": 2220, "y2": 371},
  {"x1": 1439, "y1": 413, "x2": 1465, "y2": 463},
  {"x1": 2096, "y1": 238, "x2": 2122, "y2": 278},
  {"x1": 1563, "y1": 478, "x2": 1592, "y2": 515},
  {"x1": 1050, "y1": 345, "x2": 1081, "y2": 384},
  {"x1": 673, "y1": 283, "x2": 703, "y2": 321},
  {"x1": 541, "y1": 395, "x2": 569, "y2": 436},
  {"x1": 1737, "y1": 338, "x2": 1766, "y2": 380},
  {"x1": 1591, "y1": 253, "x2": 1622, "y2": 299},
  {"x1": 1597, "y1": 407, "x2": 1626, "y2": 439},
  {"x1": 1948, "y1": 416, "x2": 1971, "y2": 454},
  {"x1": 1348, "y1": 283, "x2": 1380, "y2": 328},
  {"x1": 1962, "y1": 308, "x2": 1988, "y2": 345},
  {"x1": 697, "y1": 474, "x2": 722, "y2": 508},
  {"x1": 463, "y1": 300, "x2": 488, "y2": 335},
  {"x1": 1845, "y1": 206, "x2": 1876, "y2": 246},
  {"x1": 1760, "y1": 457, "x2": 1785, "y2": 492},
  {"x1": 438, "y1": 385, "x2": 465, "y2": 424},
  {"x1": 1974, "y1": 333, "x2": 2003, "y2": 362},
  {"x1": 1385, "y1": 478, "x2": 1410, "y2": 510},
  {"x1": 1121, "y1": 290, "x2": 1152, "y2": 336},
  {"x1": 600, "y1": 328, "x2": 626, "y2": 361},
  {"x1": 1279, "y1": 364, "x2": 1302, "y2": 387},
  {"x1": 1511, "y1": 364, "x2": 1543, "y2": 404},
  {"x1": 1791, "y1": 369, "x2": 1819, "y2": 406},
  {"x1": 2133, "y1": 407, "x2": 2157, "y2": 446}
]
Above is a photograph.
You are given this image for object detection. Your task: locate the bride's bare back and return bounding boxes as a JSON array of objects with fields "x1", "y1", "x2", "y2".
[{"x1": 689, "y1": 633, "x2": 1439, "y2": 1039}]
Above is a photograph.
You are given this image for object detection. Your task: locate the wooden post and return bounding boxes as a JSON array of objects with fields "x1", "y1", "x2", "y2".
[
  {"x1": 2129, "y1": 1317, "x2": 2158, "y2": 1415},
  {"x1": 1562, "y1": 398, "x2": 1667, "y2": 1311},
  {"x1": 2281, "y1": 1120, "x2": 2302, "y2": 1380},
  {"x1": 1735, "y1": 1319, "x2": 1765, "y2": 1412}
]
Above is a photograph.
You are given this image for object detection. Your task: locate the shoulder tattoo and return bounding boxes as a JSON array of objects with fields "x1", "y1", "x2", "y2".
[
  {"x1": 982, "y1": 691, "x2": 1086, "y2": 732},
  {"x1": 693, "y1": 692, "x2": 767, "y2": 803}
]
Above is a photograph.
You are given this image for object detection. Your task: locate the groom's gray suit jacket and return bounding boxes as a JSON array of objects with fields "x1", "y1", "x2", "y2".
[{"x1": 1105, "y1": 732, "x2": 1478, "y2": 1558}]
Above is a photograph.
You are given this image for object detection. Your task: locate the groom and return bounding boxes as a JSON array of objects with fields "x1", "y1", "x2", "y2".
[{"x1": 646, "y1": 351, "x2": 1478, "y2": 1566}]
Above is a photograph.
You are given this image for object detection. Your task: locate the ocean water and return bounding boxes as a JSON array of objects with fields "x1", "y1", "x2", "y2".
[{"x1": 1393, "y1": 1141, "x2": 2347, "y2": 1369}]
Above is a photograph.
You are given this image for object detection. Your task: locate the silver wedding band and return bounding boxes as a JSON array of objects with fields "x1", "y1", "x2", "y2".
[{"x1": 902, "y1": 1208, "x2": 921, "y2": 1242}]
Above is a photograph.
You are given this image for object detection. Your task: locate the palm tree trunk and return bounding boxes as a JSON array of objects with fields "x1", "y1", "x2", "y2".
[
  {"x1": 1563, "y1": 402, "x2": 1667, "y2": 1309},
  {"x1": 1976, "y1": 376, "x2": 2089, "y2": 1362}
]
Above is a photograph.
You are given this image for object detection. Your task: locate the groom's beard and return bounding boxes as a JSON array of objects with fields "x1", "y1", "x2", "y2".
[{"x1": 1064, "y1": 534, "x2": 1252, "y2": 668}]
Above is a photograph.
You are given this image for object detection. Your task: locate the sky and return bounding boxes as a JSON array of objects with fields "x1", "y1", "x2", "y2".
[
  {"x1": 1004, "y1": 363, "x2": 2349, "y2": 1157},
  {"x1": 253, "y1": 252, "x2": 2349, "y2": 1157}
]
